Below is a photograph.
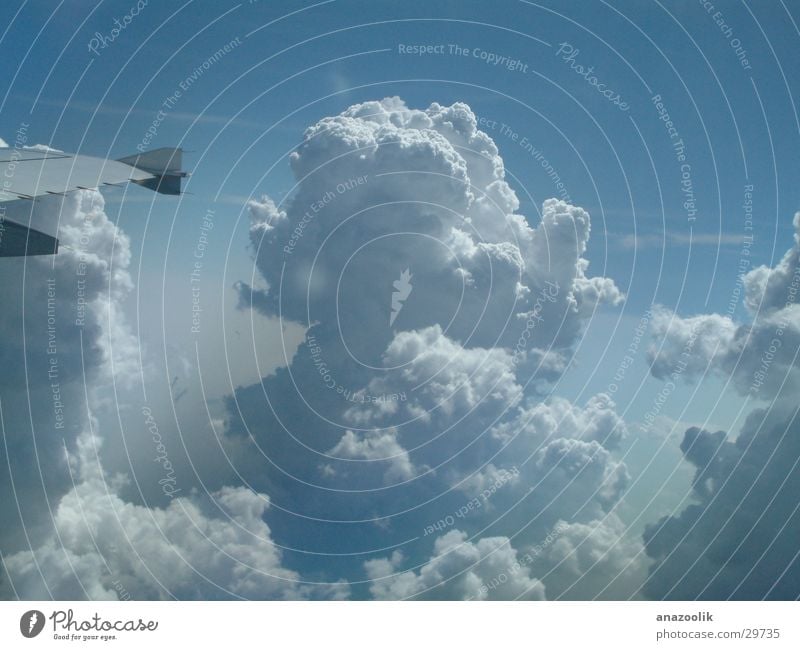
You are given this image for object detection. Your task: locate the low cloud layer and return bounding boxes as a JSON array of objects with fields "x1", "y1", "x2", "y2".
[{"x1": 3, "y1": 431, "x2": 348, "y2": 600}]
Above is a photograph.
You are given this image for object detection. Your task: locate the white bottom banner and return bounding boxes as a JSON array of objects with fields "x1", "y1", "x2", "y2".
[{"x1": 0, "y1": 601, "x2": 796, "y2": 649}]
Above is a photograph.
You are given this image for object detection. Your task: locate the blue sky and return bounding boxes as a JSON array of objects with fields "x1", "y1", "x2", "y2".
[
  {"x1": 2, "y1": 0, "x2": 800, "y2": 600},
  {"x1": 3, "y1": 2, "x2": 794, "y2": 316}
]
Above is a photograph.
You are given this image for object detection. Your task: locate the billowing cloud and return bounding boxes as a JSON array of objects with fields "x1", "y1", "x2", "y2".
[
  {"x1": 536, "y1": 517, "x2": 646, "y2": 599},
  {"x1": 367, "y1": 514, "x2": 643, "y2": 600},
  {"x1": 643, "y1": 407, "x2": 800, "y2": 599},
  {"x1": 642, "y1": 211, "x2": 800, "y2": 599},
  {"x1": 2, "y1": 431, "x2": 348, "y2": 600},
  {"x1": 238, "y1": 97, "x2": 621, "y2": 362},
  {"x1": 744, "y1": 212, "x2": 800, "y2": 313},
  {"x1": 647, "y1": 213, "x2": 800, "y2": 397},
  {"x1": 343, "y1": 324, "x2": 523, "y2": 427},
  {"x1": 0, "y1": 190, "x2": 138, "y2": 393},
  {"x1": 0, "y1": 189, "x2": 140, "y2": 556},
  {"x1": 0, "y1": 179, "x2": 344, "y2": 600},
  {"x1": 364, "y1": 530, "x2": 545, "y2": 600},
  {"x1": 224, "y1": 98, "x2": 636, "y2": 598},
  {"x1": 326, "y1": 428, "x2": 415, "y2": 484}
]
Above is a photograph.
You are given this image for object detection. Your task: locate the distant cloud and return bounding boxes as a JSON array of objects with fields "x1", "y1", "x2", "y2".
[
  {"x1": 643, "y1": 211, "x2": 800, "y2": 598},
  {"x1": 644, "y1": 407, "x2": 800, "y2": 599},
  {"x1": 647, "y1": 214, "x2": 800, "y2": 397},
  {"x1": 616, "y1": 231, "x2": 744, "y2": 249}
]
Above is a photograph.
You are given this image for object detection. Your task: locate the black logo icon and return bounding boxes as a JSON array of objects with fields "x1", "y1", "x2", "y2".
[{"x1": 20, "y1": 610, "x2": 45, "y2": 638}]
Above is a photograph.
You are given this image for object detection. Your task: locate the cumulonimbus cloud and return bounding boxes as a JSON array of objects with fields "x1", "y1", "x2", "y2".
[{"x1": 227, "y1": 98, "x2": 641, "y2": 599}]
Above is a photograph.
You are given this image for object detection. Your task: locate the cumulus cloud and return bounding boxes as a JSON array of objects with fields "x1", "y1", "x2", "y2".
[
  {"x1": 327, "y1": 428, "x2": 415, "y2": 484},
  {"x1": 364, "y1": 530, "x2": 545, "y2": 600},
  {"x1": 641, "y1": 211, "x2": 800, "y2": 599},
  {"x1": 0, "y1": 172, "x2": 344, "y2": 600},
  {"x1": 644, "y1": 406, "x2": 800, "y2": 599},
  {"x1": 343, "y1": 324, "x2": 523, "y2": 427},
  {"x1": 647, "y1": 213, "x2": 800, "y2": 397},
  {"x1": 492, "y1": 394, "x2": 627, "y2": 450},
  {"x1": 744, "y1": 212, "x2": 800, "y2": 313},
  {"x1": 0, "y1": 190, "x2": 138, "y2": 393},
  {"x1": 238, "y1": 97, "x2": 621, "y2": 360},
  {"x1": 536, "y1": 517, "x2": 646, "y2": 599},
  {"x1": 221, "y1": 97, "x2": 637, "y2": 599},
  {"x1": 0, "y1": 189, "x2": 140, "y2": 556},
  {"x1": 116, "y1": 97, "x2": 634, "y2": 603},
  {"x1": 0, "y1": 101, "x2": 637, "y2": 600},
  {"x1": 2, "y1": 431, "x2": 348, "y2": 600},
  {"x1": 367, "y1": 514, "x2": 643, "y2": 600}
]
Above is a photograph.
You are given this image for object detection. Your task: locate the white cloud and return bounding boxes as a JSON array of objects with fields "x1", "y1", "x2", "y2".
[
  {"x1": 222, "y1": 98, "x2": 636, "y2": 599},
  {"x1": 744, "y1": 212, "x2": 800, "y2": 314},
  {"x1": 492, "y1": 394, "x2": 627, "y2": 450},
  {"x1": 0, "y1": 189, "x2": 142, "y2": 557},
  {"x1": 646, "y1": 212, "x2": 800, "y2": 397},
  {"x1": 345, "y1": 324, "x2": 523, "y2": 426},
  {"x1": 640, "y1": 211, "x2": 800, "y2": 598},
  {"x1": 644, "y1": 405, "x2": 800, "y2": 599},
  {"x1": 239, "y1": 97, "x2": 620, "y2": 356},
  {"x1": 3, "y1": 431, "x2": 348, "y2": 600},
  {"x1": 365, "y1": 530, "x2": 545, "y2": 600},
  {"x1": 536, "y1": 517, "x2": 646, "y2": 599},
  {"x1": 327, "y1": 428, "x2": 415, "y2": 484},
  {"x1": 0, "y1": 175, "x2": 346, "y2": 600}
]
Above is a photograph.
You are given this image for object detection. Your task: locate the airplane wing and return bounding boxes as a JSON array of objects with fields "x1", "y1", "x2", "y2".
[
  {"x1": 0, "y1": 147, "x2": 187, "y2": 257},
  {"x1": 0, "y1": 219, "x2": 59, "y2": 257}
]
